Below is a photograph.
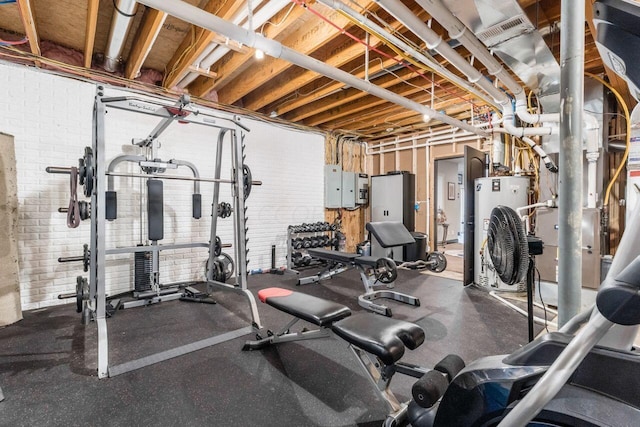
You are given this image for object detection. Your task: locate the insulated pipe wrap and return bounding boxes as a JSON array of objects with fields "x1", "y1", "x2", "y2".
[{"x1": 137, "y1": 0, "x2": 486, "y2": 136}]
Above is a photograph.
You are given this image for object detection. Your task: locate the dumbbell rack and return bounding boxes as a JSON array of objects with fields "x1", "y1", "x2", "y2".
[{"x1": 286, "y1": 222, "x2": 337, "y2": 271}]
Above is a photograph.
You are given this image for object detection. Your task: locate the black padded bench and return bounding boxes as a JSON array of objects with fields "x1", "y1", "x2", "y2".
[
  {"x1": 242, "y1": 287, "x2": 352, "y2": 350},
  {"x1": 298, "y1": 221, "x2": 421, "y2": 317},
  {"x1": 244, "y1": 287, "x2": 434, "y2": 426}
]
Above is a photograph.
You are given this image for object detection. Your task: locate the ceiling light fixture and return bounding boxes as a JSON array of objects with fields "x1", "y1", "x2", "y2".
[{"x1": 255, "y1": 49, "x2": 264, "y2": 60}]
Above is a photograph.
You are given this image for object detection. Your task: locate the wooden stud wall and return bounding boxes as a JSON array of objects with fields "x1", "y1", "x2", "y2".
[{"x1": 324, "y1": 135, "x2": 366, "y2": 252}]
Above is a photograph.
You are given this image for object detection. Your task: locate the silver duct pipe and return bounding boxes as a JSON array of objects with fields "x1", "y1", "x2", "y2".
[
  {"x1": 105, "y1": 0, "x2": 138, "y2": 72},
  {"x1": 374, "y1": 0, "x2": 510, "y2": 109},
  {"x1": 135, "y1": 0, "x2": 488, "y2": 136},
  {"x1": 374, "y1": 0, "x2": 556, "y2": 138},
  {"x1": 557, "y1": 0, "x2": 584, "y2": 327},
  {"x1": 414, "y1": 0, "x2": 560, "y2": 125},
  {"x1": 316, "y1": 0, "x2": 500, "y2": 110}
]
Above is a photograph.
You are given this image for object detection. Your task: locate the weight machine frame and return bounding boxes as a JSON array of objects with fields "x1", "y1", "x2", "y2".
[{"x1": 89, "y1": 86, "x2": 261, "y2": 378}]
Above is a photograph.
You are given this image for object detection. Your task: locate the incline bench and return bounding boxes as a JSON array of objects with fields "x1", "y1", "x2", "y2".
[
  {"x1": 243, "y1": 287, "x2": 463, "y2": 427},
  {"x1": 298, "y1": 221, "x2": 443, "y2": 317}
]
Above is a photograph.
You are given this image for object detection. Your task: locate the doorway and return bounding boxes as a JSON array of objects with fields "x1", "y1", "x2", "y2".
[{"x1": 433, "y1": 157, "x2": 464, "y2": 275}]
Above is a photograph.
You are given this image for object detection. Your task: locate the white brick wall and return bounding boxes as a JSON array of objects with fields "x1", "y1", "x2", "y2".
[{"x1": 0, "y1": 62, "x2": 325, "y2": 310}]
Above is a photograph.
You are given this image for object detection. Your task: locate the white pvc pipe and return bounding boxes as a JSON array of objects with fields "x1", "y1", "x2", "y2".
[
  {"x1": 584, "y1": 113, "x2": 601, "y2": 209},
  {"x1": 178, "y1": 0, "x2": 288, "y2": 88},
  {"x1": 414, "y1": 0, "x2": 561, "y2": 125},
  {"x1": 374, "y1": 0, "x2": 510, "y2": 109},
  {"x1": 136, "y1": 0, "x2": 488, "y2": 136}
]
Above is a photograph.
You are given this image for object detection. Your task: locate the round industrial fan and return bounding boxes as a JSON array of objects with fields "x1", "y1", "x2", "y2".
[{"x1": 487, "y1": 205, "x2": 529, "y2": 286}]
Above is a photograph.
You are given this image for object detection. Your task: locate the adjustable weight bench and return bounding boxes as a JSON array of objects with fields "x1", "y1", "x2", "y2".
[
  {"x1": 244, "y1": 288, "x2": 459, "y2": 427},
  {"x1": 298, "y1": 221, "x2": 420, "y2": 317}
]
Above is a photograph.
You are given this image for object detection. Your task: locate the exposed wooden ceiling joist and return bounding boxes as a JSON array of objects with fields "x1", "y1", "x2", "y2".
[
  {"x1": 83, "y1": 0, "x2": 99, "y2": 68},
  {"x1": 16, "y1": 0, "x2": 39, "y2": 56},
  {"x1": 188, "y1": 3, "x2": 308, "y2": 98},
  {"x1": 162, "y1": 0, "x2": 244, "y2": 89},
  {"x1": 124, "y1": 8, "x2": 167, "y2": 79}
]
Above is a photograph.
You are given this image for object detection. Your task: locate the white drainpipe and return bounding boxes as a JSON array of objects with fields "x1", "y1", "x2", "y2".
[
  {"x1": 177, "y1": 0, "x2": 290, "y2": 89},
  {"x1": 374, "y1": 0, "x2": 510, "y2": 110},
  {"x1": 316, "y1": 0, "x2": 500, "y2": 110},
  {"x1": 104, "y1": 0, "x2": 138, "y2": 72},
  {"x1": 414, "y1": 0, "x2": 561, "y2": 125},
  {"x1": 135, "y1": 0, "x2": 488, "y2": 136},
  {"x1": 584, "y1": 113, "x2": 601, "y2": 208}
]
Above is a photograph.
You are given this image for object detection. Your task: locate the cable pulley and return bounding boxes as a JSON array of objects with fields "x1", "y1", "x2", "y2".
[{"x1": 217, "y1": 202, "x2": 232, "y2": 218}]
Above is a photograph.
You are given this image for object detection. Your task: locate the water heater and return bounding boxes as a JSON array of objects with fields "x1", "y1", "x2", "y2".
[{"x1": 474, "y1": 176, "x2": 530, "y2": 291}]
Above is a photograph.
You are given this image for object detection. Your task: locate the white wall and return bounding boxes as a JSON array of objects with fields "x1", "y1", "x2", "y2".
[
  {"x1": 436, "y1": 159, "x2": 462, "y2": 242},
  {"x1": 0, "y1": 61, "x2": 325, "y2": 310}
]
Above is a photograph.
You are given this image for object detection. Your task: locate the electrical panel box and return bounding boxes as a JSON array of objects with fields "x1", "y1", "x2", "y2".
[
  {"x1": 325, "y1": 165, "x2": 342, "y2": 208},
  {"x1": 356, "y1": 173, "x2": 369, "y2": 205},
  {"x1": 341, "y1": 171, "x2": 356, "y2": 208}
]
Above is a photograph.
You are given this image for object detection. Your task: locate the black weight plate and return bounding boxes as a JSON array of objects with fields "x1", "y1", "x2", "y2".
[
  {"x1": 243, "y1": 165, "x2": 252, "y2": 200},
  {"x1": 218, "y1": 252, "x2": 235, "y2": 280},
  {"x1": 76, "y1": 276, "x2": 86, "y2": 313},
  {"x1": 427, "y1": 252, "x2": 447, "y2": 273},
  {"x1": 83, "y1": 243, "x2": 90, "y2": 272},
  {"x1": 375, "y1": 257, "x2": 398, "y2": 283},
  {"x1": 81, "y1": 147, "x2": 94, "y2": 197}
]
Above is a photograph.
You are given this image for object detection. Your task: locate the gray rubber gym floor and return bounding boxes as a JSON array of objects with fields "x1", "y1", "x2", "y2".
[{"x1": 0, "y1": 269, "x2": 543, "y2": 426}]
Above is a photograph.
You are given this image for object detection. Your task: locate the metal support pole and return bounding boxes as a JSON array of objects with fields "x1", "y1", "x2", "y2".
[
  {"x1": 557, "y1": 0, "x2": 584, "y2": 327},
  {"x1": 94, "y1": 87, "x2": 109, "y2": 378},
  {"x1": 207, "y1": 130, "x2": 226, "y2": 281}
]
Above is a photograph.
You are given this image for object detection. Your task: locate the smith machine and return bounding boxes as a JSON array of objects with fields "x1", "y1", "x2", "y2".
[{"x1": 47, "y1": 86, "x2": 262, "y2": 378}]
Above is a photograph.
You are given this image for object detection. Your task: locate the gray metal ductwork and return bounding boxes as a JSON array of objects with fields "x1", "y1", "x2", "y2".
[
  {"x1": 134, "y1": 0, "x2": 488, "y2": 136},
  {"x1": 316, "y1": 0, "x2": 500, "y2": 110},
  {"x1": 104, "y1": 0, "x2": 138, "y2": 72},
  {"x1": 434, "y1": 0, "x2": 561, "y2": 117}
]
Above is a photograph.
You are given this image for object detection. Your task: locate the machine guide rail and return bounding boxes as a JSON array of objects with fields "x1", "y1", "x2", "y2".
[{"x1": 52, "y1": 86, "x2": 264, "y2": 379}]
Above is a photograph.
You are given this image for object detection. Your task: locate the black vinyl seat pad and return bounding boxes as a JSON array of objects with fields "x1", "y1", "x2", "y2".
[
  {"x1": 331, "y1": 313, "x2": 425, "y2": 365},
  {"x1": 366, "y1": 221, "x2": 415, "y2": 248},
  {"x1": 257, "y1": 288, "x2": 351, "y2": 327}
]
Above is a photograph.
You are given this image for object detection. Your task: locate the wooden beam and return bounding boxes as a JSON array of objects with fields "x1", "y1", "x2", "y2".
[
  {"x1": 240, "y1": 7, "x2": 423, "y2": 112},
  {"x1": 306, "y1": 84, "x2": 430, "y2": 127},
  {"x1": 270, "y1": 56, "x2": 399, "y2": 117},
  {"x1": 325, "y1": 88, "x2": 470, "y2": 130},
  {"x1": 83, "y1": 0, "x2": 99, "y2": 68},
  {"x1": 162, "y1": 0, "x2": 244, "y2": 89},
  {"x1": 242, "y1": 33, "x2": 385, "y2": 111},
  {"x1": 188, "y1": 4, "x2": 307, "y2": 98},
  {"x1": 125, "y1": 8, "x2": 167, "y2": 80},
  {"x1": 585, "y1": 0, "x2": 637, "y2": 109},
  {"x1": 215, "y1": 6, "x2": 364, "y2": 106},
  {"x1": 284, "y1": 67, "x2": 419, "y2": 122},
  {"x1": 16, "y1": 0, "x2": 40, "y2": 56}
]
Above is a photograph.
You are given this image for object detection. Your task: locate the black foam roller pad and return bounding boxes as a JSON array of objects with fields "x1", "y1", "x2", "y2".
[
  {"x1": 105, "y1": 191, "x2": 117, "y2": 220},
  {"x1": 147, "y1": 179, "x2": 164, "y2": 241},
  {"x1": 192, "y1": 193, "x2": 201, "y2": 219}
]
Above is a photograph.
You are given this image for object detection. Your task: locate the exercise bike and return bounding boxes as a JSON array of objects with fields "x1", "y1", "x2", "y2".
[{"x1": 407, "y1": 204, "x2": 640, "y2": 426}]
